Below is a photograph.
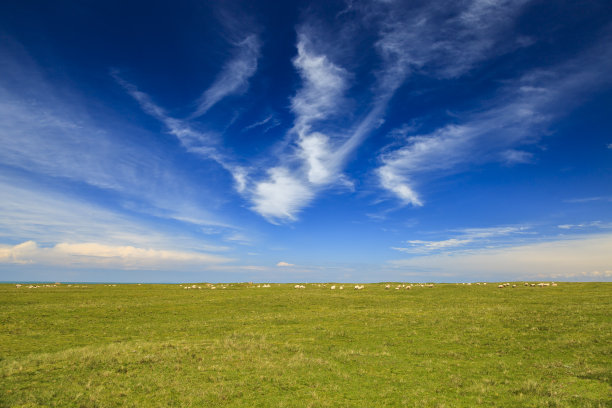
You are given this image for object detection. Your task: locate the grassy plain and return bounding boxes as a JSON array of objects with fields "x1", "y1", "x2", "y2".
[{"x1": 0, "y1": 282, "x2": 610, "y2": 407}]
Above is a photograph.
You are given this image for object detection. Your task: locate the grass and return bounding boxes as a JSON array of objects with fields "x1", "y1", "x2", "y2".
[{"x1": 1, "y1": 282, "x2": 610, "y2": 407}]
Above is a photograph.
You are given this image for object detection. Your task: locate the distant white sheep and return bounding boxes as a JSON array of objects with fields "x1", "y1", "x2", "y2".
[
  {"x1": 331, "y1": 285, "x2": 336, "y2": 290},
  {"x1": 354, "y1": 285, "x2": 364, "y2": 290}
]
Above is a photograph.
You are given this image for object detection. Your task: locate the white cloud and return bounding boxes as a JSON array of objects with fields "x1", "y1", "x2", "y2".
[
  {"x1": 0, "y1": 177, "x2": 240, "y2": 259},
  {"x1": 251, "y1": 167, "x2": 314, "y2": 222},
  {"x1": 365, "y1": 0, "x2": 531, "y2": 90},
  {"x1": 223, "y1": 232, "x2": 253, "y2": 245},
  {"x1": 289, "y1": 32, "x2": 351, "y2": 188},
  {"x1": 393, "y1": 226, "x2": 528, "y2": 254},
  {"x1": 291, "y1": 34, "x2": 349, "y2": 134},
  {"x1": 112, "y1": 72, "x2": 214, "y2": 148},
  {"x1": 377, "y1": 166, "x2": 423, "y2": 206},
  {"x1": 457, "y1": 226, "x2": 528, "y2": 239},
  {"x1": 0, "y1": 48, "x2": 165, "y2": 197},
  {"x1": 563, "y1": 197, "x2": 612, "y2": 203},
  {"x1": 298, "y1": 132, "x2": 335, "y2": 185},
  {"x1": 113, "y1": 73, "x2": 250, "y2": 195},
  {"x1": 0, "y1": 241, "x2": 231, "y2": 270},
  {"x1": 276, "y1": 261, "x2": 294, "y2": 267},
  {"x1": 376, "y1": 103, "x2": 544, "y2": 203},
  {"x1": 247, "y1": 30, "x2": 351, "y2": 221},
  {"x1": 376, "y1": 37, "x2": 612, "y2": 203},
  {"x1": 501, "y1": 149, "x2": 534, "y2": 164},
  {"x1": 389, "y1": 233, "x2": 612, "y2": 281},
  {"x1": 192, "y1": 34, "x2": 261, "y2": 118},
  {"x1": 557, "y1": 221, "x2": 611, "y2": 230},
  {"x1": 0, "y1": 44, "x2": 239, "y2": 232},
  {"x1": 249, "y1": 0, "x2": 534, "y2": 222},
  {"x1": 243, "y1": 114, "x2": 279, "y2": 132},
  {"x1": 399, "y1": 239, "x2": 472, "y2": 252}
]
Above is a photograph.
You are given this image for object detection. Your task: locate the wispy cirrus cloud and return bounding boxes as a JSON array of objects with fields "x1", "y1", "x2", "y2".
[
  {"x1": 248, "y1": 0, "x2": 534, "y2": 222},
  {"x1": 113, "y1": 13, "x2": 261, "y2": 194},
  {"x1": 392, "y1": 226, "x2": 529, "y2": 254},
  {"x1": 376, "y1": 30, "x2": 612, "y2": 205},
  {"x1": 192, "y1": 33, "x2": 261, "y2": 118},
  {"x1": 558, "y1": 221, "x2": 612, "y2": 230},
  {"x1": 0, "y1": 176, "x2": 234, "y2": 253},
  {"x1": 0, "y1": 41, "x2": 236, "y2": 231},
  {"x1": 243, "y1": 114, "x2": 280, "y2": 133},
  {"x1": 563, "y1": 196, "x2": 612, "y2": 203},
  {"x1": 113, "y1": 72, "x2": 250, "y2": 194},
  {"x1": 0, "y1": 43, "x2": 153, "y2": 195}
]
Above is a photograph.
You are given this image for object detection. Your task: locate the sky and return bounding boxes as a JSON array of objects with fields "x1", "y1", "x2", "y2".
[{"x1": 1, "y1": 0, "x2": 611, "y2": 283}]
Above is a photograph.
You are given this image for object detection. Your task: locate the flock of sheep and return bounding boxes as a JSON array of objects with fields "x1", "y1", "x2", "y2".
[
  {"x1": 14, "y1": 282, "x2": 560, "y2": 290},
  {"x1": 497, "y1": 282, "x2": 558, "y2": 288},
  {"x1": 14, "y1": 283, "x2": 75, "y2": 289}
]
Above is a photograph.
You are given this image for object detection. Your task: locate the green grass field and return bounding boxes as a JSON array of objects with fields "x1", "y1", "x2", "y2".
[{"x1": 1, "y1": 282, "x2": 610, "y2": 407}]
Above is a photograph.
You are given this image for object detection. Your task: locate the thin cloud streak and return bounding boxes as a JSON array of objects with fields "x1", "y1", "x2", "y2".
[
  {"x1": 243, "y1": 114, "x2": 280, "y2": 132},
  {"x1": 393, "y1": 226, "x2": 529, "y2": 254},
  {"x1": 192, "y1": 34, "x2": 261, "y2": 118},
  {"x1": 557, "y1": 221, "x2": 612, "y2": 230},
  {"x1": 113, "y1": 72, "x2": 250, "y2": 194}
]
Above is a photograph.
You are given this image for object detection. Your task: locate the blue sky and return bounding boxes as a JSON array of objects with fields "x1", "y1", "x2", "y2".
[{"x1": 1, "y1": 0, "x2": 611, "y2": 283}]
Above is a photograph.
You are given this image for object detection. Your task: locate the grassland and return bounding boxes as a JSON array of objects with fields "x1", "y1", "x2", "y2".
[{"x1": 0, "y1": 282, "x2": 610, "y2": 407}]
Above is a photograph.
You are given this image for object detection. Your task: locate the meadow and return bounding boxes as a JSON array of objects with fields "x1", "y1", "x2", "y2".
[{"x1": 0, "y1": 282, "x2": 610, "y2": 407}]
